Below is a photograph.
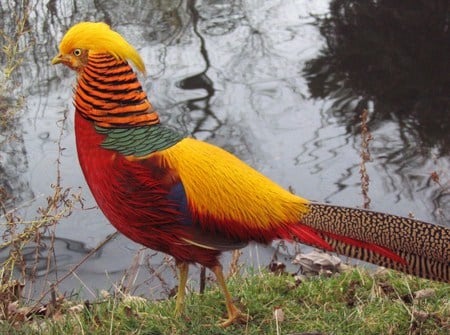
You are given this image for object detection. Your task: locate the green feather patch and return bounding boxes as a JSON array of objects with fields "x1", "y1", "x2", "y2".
[{"x1": 95, "y1": 125, "x2": 184, "y2": 157}]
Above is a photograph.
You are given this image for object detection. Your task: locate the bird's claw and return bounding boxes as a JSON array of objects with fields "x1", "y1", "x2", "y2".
[{"x1": 218, "y1": 309, "x2": 249, "y2": 327}]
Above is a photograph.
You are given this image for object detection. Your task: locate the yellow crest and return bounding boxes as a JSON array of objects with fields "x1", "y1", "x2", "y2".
[{"x1": 58, "y1": 22, "x2": 146, "y2": 74}]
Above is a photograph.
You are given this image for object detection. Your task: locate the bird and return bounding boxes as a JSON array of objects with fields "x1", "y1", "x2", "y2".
[{"x1": 52, "y1": 22, "x2": 449, "y2": 327}]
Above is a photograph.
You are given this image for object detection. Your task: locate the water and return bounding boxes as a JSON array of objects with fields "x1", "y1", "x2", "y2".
[{"x1": 0, "y1": 0, "x2": 448, "y2": 300}]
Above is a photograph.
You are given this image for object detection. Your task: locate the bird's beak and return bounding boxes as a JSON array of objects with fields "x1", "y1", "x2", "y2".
[{"x1": 51, "y1": 53, "x2": 64, "y2": 65}]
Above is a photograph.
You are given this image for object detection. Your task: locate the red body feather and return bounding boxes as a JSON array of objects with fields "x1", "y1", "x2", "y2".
[
  {"x1": 76, "y1": 111, "x2": 408, "y2": 269},
  {"x1": 75, "y1": 113, "x2": 225, "y2": 266}
]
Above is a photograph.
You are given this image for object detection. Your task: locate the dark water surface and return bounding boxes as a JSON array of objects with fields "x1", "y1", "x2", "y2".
[{"x1": 0, "y1": 0, "x2": 448, "y2": 299}]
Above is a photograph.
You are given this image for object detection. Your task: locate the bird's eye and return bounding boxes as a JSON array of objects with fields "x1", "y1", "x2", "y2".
[{"x1": 73, "y1": 49, "x2": 82, "y2": 57}]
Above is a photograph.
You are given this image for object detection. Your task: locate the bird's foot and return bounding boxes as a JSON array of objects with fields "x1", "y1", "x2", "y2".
[
  {"x1": 174, "y1": 304, "x2": 183, "y2": 317},
  {"x1": 218, "y1": 307, "x2": 249, "y2": 327}
]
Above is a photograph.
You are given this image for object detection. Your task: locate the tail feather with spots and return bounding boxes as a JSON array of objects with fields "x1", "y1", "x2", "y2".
[{"x1": 301, "y1": 203, "x2": 449, "y2": 282}]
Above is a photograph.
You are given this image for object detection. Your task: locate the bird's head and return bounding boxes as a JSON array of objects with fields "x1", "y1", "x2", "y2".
[{"x1": 52, "y1": 22, "x2": 146, "y2": 74}]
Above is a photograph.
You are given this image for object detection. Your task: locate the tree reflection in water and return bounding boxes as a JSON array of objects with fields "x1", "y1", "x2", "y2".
[{"x1": 304, "y1": 0, "x2": 449, "y2": 154}]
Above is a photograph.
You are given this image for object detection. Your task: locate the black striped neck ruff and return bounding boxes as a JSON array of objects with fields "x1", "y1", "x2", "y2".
[{"x1": 74, "y1": 53, "x2": 160, "y2": 128}]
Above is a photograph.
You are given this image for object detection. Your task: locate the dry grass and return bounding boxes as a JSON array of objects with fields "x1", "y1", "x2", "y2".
[
  {"x1": 0, "y1": 4, "x2": 30, "y2": 128},
  {"x1": 0, "y1": 5, "x2": 86, "y2": 323}
]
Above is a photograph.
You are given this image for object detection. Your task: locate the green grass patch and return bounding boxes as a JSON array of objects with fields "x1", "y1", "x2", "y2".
[{"x1": 1, "y1": 268, "x2": 448, "y2": 335}]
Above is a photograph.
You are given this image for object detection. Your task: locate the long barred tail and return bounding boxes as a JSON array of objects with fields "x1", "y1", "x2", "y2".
[{"x1": 302, "y1": 203, "x2": 450, "y2": 282}]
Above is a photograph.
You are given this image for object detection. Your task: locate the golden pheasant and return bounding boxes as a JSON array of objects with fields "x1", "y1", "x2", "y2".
[{"x1": 52, "y1": 22, "x2": 449, "y2": 327}]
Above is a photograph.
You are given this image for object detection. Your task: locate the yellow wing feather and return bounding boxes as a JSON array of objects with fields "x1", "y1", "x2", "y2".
[{"x1": 160, "y1": 138, "x2": 310, "y2": 230}]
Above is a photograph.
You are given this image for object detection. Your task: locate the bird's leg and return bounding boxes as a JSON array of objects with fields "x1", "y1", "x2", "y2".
[
  {"x1": 211, "y1": 264, "x2": 248, "y2": 327},
  {"x1": 174, "y1": 262, "x2": 189, "y2": 316}
]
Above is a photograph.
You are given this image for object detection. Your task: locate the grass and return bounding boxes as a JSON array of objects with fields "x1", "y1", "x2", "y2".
[{"x1": 0, "y1": 268, "x2": 448, "y2": 334}]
